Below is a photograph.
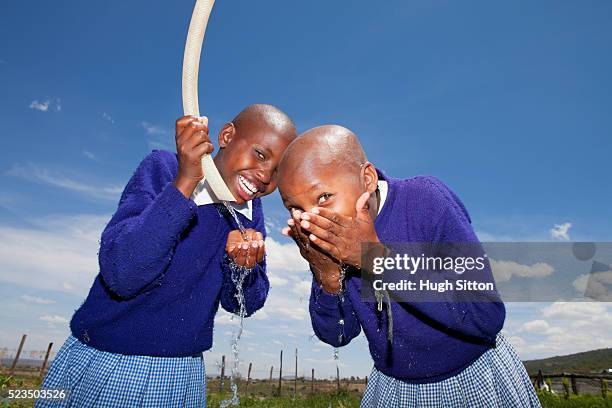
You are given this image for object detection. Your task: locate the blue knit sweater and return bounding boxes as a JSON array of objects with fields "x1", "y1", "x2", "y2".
[
  {"x1": 310, "y1": 171, "x2": 506, "y2": 383},
  {"x1": 70, "y1": 150, "x2": 269, "y2": 357}
]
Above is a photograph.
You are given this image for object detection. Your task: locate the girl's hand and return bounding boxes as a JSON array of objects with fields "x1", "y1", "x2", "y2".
[
  {"x1": 282, "y1": 210, "x2": 343, "y2": 293},
  {"x1": 226, "y1": 229, "x2": 265, "y2": 269},
  {"x1": 173, "y1": 115, "x2": 214, "y2": 198},
  {"x1": 298, "y1": 192, "x2": 379, "y2": 269}
]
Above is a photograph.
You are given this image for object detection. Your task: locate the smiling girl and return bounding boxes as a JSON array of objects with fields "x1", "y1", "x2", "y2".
[{"x1": 36, "y1": 104, "x2": 296, "y2": 407}]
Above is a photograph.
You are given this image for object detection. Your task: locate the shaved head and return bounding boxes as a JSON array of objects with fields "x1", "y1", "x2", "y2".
[
  {"x1": 277, "y1": 124, "x2": 379, "y2": 221},
  {"x1": 279, "y1": 125, "x2": 366, "y2": 176},
  {"x1": 232, "y1": 103, "x2": 296, "y2": 138}
]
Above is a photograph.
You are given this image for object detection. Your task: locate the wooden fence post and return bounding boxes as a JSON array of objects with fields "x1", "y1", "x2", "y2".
[
  {"x1": 38, "y1": 342, "x2": 53, "y2": 380},
  {"x1": 365, "y1": 375, "x2": 368, "y2": 386},
  {"x1": 571, "y1": 375, "x2": 579, "y2": 395},
  {"x1": 9, "y1": 334, "x2": 27, "y2": 376},
  {"x1": 536, "y1": 369, "x2": 543, "y2": 390},
  {"x1": 245, "y1": 362, "x2": 252, "y2": 395},
  {"x1": 311, "y1": 368, "x2": 315, "y2": 394},
  {"x1": 336, "y1": 365, "x2": 340, "y2": 391},
  {"x1": 219, "y1": 355, "x2": 226, "y2": 392},
  {"x1": 294, "y1": 348, "x2": 298, "y2": 398},
  {"x1": 278, "y1": 350, "x2": 283, "y2": 396}
]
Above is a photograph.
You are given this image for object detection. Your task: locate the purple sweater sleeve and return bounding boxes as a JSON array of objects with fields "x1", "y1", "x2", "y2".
[
  {"x1": 98, "y1": 151, "x2": 198, "y2": 299},
  {"x1": 220, "y1": 204, "x2": 270, "y2": 317},
  {"x1": 309, "y1": 279, "x2": 361, "y2": 347},
  {"x1": 393, "y1": 179, "x2": 506, "y2": 342}
]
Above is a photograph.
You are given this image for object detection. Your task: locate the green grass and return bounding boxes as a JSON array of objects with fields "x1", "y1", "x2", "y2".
[
  {"x1": 206, "y1": 390, "x2": 360, "y2": 407},
  {"x1": 2, "y1": 374, "x2": 611, "y2": 407},
  {"x1": 537, "y1": 391, "x2": 611, "y2": 408}
]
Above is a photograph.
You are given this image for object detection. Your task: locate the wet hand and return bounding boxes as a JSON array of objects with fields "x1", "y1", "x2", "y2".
[
  {"x1": 282, "y1": 210, "x2": 342, "y2": 293},
  {"x1": 226, "y1": 229, "x2": 265, "y2": 269},
  {"x1": 297, "y1": 192, "x2": 379, "y2": 268}
]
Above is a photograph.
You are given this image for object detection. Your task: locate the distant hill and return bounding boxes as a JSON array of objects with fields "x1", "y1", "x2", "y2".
[{"x1": 523, "y1": 348, "x2": 612, "y2": 374}]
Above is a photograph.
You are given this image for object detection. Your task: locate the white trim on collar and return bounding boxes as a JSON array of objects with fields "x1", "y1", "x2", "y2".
[
  {"x1": 377, "y1": 180, "x2": 388, "y2": 216},
  {"x1": 190, "y1": 179, "x2": 253, "y2": 220}
]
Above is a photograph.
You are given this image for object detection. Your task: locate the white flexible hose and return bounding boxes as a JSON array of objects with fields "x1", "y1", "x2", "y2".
[{"x1": 182, "y1": 0, "x2": 236, "y2": 201}]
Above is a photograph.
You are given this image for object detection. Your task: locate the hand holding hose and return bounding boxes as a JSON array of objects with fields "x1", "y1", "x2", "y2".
[{"x1": 173, "y1": 115, "x2": 214, "y2": 198}]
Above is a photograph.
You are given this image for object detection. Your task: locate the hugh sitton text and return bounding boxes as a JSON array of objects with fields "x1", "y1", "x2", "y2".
[{"x1": 372, "y1": 279, "x2": 495, "y2": 293}]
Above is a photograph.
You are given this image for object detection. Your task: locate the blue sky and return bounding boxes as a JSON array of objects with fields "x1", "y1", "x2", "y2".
[{"x1": 1, "y1": 1, "x2": 611, "y2": 378}]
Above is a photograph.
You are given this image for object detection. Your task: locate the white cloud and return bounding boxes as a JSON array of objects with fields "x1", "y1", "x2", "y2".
[
  {"x1": 268, "y1": 274, "x2": 289, "y2": 286},
  {"x1": 29, "y1": 98, "x2": 61, "y2": 112},
  {"x1": 292, "y1": 280, "x2": 311, "y2": 298},
  {"x1": 39, "y1": 315, "x2": 68, "y2": 324},
  {"x1": 0, "y1": 214, "x2": 108, "y2": 294},
  {"x1": 506, "y1": 302, "x2": 612, "y2": 358},
  {"x1": 269, "y1": 303, "x2": 309, "y2": 321},
  {"x1": 490, "y1": 259, "x2": 554, "y2": 282},
  {"x1": 505, "y1": 335, "x2": 526, "y2": 349},
  {"x1": 7, "y1": 162, "x2": 123, "y2": 201},
  {"x1": 541, "y1": 301, "x2": 607, "y2": 320},
  {"x1": 572, "y1": 270, "x2": 612, "y2": 301},
  {"x1": 262, "y1": 238, "x2": 308, "y2": 287},
  {"x1": 21, "y1": 295, "x2": 55, "y2": 305},
  {"x1": 82, "y1": 150, "x2": 96, "y2": 160},
  {"x1": 265, "y1": 238, "x2": 309, "y2": 274},
  {"x1": 519, "y1": 320, "x2": 562, "y2": 335},
  {"x1": 550, "y1": 222, "x2": 571, "y2": 241},
  {"x1": 255, "y1": 237, "x2": 311, "y2": 322},
  {"x1": 29, "y1": 100, "x2": 49, "y2": 111}
]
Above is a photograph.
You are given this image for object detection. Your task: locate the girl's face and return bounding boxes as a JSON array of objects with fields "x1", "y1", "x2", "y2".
[
  {"x1": 215, "y1": 123, "x2": 294, "y2": 204},
  {"x1": 279, "y1": 162, "x2": 377, "y2": 219}
]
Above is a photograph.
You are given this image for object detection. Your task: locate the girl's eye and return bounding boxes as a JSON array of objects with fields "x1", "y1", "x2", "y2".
[
  {"x1": 255, "y1": 149, "x2": 265, "y2": 161},
  {"x1": 317, "y1": 193, "x2": 332, "y2": 205}
]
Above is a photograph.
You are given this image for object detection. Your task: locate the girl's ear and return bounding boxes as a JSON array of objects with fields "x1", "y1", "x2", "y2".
[
  {"x1": 218, "y1": 122, "x2": 236, "y2": 148},
  {"x1": 361, "y1": 162, "x2": 378, "y2": 194}
]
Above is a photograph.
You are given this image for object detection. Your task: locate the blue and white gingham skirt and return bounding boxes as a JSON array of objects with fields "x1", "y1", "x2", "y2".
[
  {"x1": 35, "y1": 336, "x2": 206, "y2": 408},
  {"x1": 361, "y1": 333, "x2": 541, "y2": 408}
]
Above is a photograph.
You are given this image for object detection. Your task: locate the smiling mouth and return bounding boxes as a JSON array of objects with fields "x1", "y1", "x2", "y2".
[{"x1": 238, "y1": 174, "x2": 260, "y2": 198}]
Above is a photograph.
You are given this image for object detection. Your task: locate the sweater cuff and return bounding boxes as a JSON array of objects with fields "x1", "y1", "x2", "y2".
[
  {"x1": 157, "y1": 182, "x2": 198, "y2": 229},
  {"x1": 312, "y1": 281, "x2": 342, "y2": 309}
]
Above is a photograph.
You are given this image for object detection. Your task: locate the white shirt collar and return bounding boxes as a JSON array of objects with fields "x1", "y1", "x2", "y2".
[
  {"x1": 377, "y1": 180, "x2": 388, "y2": 216},
  {"x1": 190, "y1": 179, "x2": 253, "y2": 220}
]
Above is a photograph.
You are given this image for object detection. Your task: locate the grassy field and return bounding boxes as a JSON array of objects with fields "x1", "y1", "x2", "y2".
[
  {"x1": 536, "y1": 391, "x2": 612, "y2": 408},
  {"x1": 2, "y1": 373, "x2": 611, "y2": 407},
  {"x1": 207, "y1": 391, "x2": 360, "y2": 408}
]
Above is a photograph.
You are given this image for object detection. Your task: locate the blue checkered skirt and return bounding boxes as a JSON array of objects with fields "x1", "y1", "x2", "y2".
[
  {"x1": 361, "y1": 333, "x2": 540, "y2": 408},
  {"x1": 35, "y1": 336, "x2": 206, "y2": 408}
]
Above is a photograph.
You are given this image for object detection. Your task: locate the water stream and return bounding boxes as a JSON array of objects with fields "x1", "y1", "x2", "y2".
[{"x1": 220, "y1": 200, "x2": 250, "y2": 407}]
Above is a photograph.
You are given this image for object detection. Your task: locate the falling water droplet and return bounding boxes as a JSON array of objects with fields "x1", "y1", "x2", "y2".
[
  {"x1": 220, "y1": 258, "x2": 250, "y2": 407},
  {"x1": 223, "y1": 201, "x2": 249, "y2": 240}
]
